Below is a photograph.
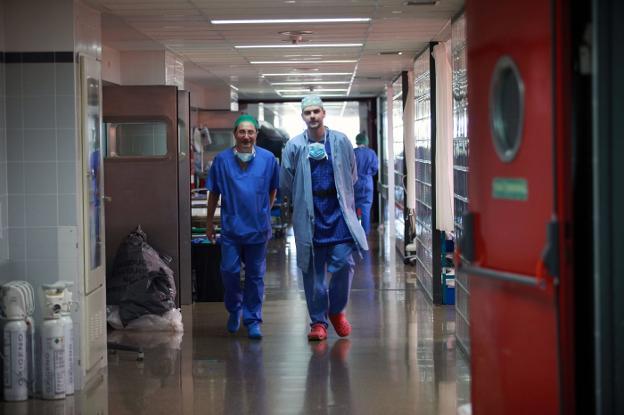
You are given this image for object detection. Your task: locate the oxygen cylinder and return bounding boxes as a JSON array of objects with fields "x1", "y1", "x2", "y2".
[
  {"x1": 3, "y1": 319, "x2": 29, "y2": 401},
  {"x1": 25, "y1": 317, "x2": 35, "y2": 398},
  {"x1": 40, "y1": 317, "x2": 65, "y2": 400},
  {"x1": 59, "y1": 313, "x2": 73, "y2": 395}
]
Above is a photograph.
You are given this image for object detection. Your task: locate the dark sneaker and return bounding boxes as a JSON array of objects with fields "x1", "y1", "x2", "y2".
[
  {"x1": 227, "y1": 312, "x2": 241, "y2": 333},
  {"x1": 247, "y1": 323, "x2": 262, "y2": 339}
]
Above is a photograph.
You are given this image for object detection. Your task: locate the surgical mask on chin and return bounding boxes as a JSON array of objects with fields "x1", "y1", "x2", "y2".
[
  {"x1": 234, "y1": 148, "x2": 255, "y2": 163},
  {"x1": 308, "y1": 142, "x2": 327, "y2": 160}
]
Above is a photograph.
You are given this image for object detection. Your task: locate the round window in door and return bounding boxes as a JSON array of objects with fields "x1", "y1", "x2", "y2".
[{"x1": 489, "y1": 56, "x2": 525, "y2": 163}]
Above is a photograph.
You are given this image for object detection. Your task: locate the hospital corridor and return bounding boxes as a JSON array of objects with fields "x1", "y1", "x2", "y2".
[{"x1": 1, "y1": 0, "x2": 624, "y2": 414}]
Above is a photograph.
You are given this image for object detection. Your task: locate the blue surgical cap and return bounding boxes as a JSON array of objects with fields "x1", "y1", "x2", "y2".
[{"x1": 301, "y1": 95, "x2": 324, "y2": 111}]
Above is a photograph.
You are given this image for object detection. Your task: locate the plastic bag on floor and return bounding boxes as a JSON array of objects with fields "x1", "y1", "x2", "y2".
[
  {"x1": 107, "y1": 305, "x2": 183, "y2": 332},
  {"x1": 107, "y1": 226, "x2": 177, "y2": 325},
  {"x1": 108, "y1": 324, "x2": 183, "y2": 349}
]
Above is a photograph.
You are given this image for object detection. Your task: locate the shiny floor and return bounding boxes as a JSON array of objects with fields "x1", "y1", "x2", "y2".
[{"x1": 1, "y1": 229, "x2": 470, "y2": 415}]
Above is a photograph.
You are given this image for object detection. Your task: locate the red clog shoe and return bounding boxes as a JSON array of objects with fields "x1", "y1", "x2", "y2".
[
  {"x1": 307, "y1": 323, "x2": 328, "y2": 341},
  {"x1": 329, "y1": 312, "x2": 352, "y2": 337}
]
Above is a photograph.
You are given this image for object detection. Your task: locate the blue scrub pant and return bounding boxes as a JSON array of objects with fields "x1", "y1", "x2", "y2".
[
  {"x1": 302, "y1": 243, "x2": 355, "y2": 327},
  {"x1": 356, "y1": 200, "x2": 373, "y2": 235},
  {"x1": 220, "y1": 239, "x2": 267, "y2": 326}
]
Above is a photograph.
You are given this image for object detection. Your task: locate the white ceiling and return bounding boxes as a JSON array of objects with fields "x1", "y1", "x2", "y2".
[{"x1": 87, "y1": 0, "x2": 464, "y2": 100}]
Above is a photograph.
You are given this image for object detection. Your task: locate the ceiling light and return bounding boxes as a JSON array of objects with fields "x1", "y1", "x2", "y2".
[
  {"x1": 261, "y1": 72, "x2": 353, "y2": 76},
  {"x1": 378, "y1": 51, "x2": 403, "y2": 55},
  {"x1": 251, "y1": 60, "x2": 357, "y2": 64},
  {"x1": 271, "y1": 81, "x2": 350, "y2": 85},
  {"x1": 278, "y1": 93, "x2": 347, "y2": 97},
  {"x1": 403, "y1": 0, "x2": 439, "y2": 5},
  {"x1": 211, "y1": 18, "x2": 371, "y2": 24},
  {"x1": 276, "y1": 89, "x2": 349, "y2": 92},
  {"x1": 235, "y1": 43, "x2": 363, "y2": 49}
]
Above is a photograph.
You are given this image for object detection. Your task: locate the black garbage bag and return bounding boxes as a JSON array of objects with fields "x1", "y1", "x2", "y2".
[
  {"x1": 256, "y1": 120, "x2": 289, "y2": 162},
  {"x1": 107, "y1": 226, "x2": 176, "y2": 325}
]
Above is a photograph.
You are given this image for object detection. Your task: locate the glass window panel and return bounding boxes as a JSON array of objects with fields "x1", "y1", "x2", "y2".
[{"x1": 106, "y1": 122, "x2": 168, "y2": 157}]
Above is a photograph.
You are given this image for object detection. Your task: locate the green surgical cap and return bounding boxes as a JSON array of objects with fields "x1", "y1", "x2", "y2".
[
  {"x1": 234, "y1": 114, "x2": 259, "y2": 129},
  {"x1": 301, "y1": 95, "x2": 324, "y2": 111},
  {"x1": 355, "y1": 131, "x2": 369, "y2": 145}
]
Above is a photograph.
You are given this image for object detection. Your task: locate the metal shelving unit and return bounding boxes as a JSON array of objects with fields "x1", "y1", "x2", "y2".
[
  {"x1": 452, "y1": 13, "x2": 470, "y2": 356},
  {"x1": 413, "y1": 52, "x2": 435, "y2": 299}
]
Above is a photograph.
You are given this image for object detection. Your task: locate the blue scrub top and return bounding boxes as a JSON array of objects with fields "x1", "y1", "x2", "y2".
[
  {"x1": 309, "y1": 138, "x2": 353, "y2": 246},
  {"x1": 354, "y1": 147, "x2": 379, "y2": 205},
  {"x1": 207, "y1": 146, "x2": 279, "y2": 244}
]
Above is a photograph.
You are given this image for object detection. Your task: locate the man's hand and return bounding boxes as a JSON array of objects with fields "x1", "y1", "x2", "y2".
[{"x1": 206, "y1": 220, "x2": 216, "y2": 243}]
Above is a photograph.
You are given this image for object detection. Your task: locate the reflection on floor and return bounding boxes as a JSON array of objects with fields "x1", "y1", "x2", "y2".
[{"x1": 0, "y1": 229, "x2": 470, "y2": 414}]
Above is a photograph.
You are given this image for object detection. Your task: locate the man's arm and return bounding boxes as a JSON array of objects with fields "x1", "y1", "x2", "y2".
[
  {"x1": 205, "y1": 191, "x2": 220, "y2": 243},
  {"x1": 370, "y1": 150, "x2": 379, "y2": 176},
  {"x1": 269, "y1": 189, "x2": 278, "y2": 208},
  {"x1": 347, "y1": 139, "x2": 357, "y2": 185},
  {"x1": 279, "y1": 142, "x2": 295, "y2": 199}
]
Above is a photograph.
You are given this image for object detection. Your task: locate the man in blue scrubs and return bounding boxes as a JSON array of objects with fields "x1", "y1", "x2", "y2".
[
  {"x1": 281, "y1": 96, "x2": 368, "y2": 341},
  {"x1": 206, "y1": 114, "x2": 279, "y2": 339},
  {"x1": 353, "y1": 131, "x2": 379, "y2": 235}
]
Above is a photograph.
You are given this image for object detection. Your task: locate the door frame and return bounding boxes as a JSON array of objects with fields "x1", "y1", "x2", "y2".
[{"x1": 593, "y1": 0, "x2": 624, "y2": 412}]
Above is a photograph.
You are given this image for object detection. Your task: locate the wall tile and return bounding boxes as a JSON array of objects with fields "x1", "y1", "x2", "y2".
[
  {"x1": 22, "y1": 63, "x2": 55, "y2": 96},
  {"x1": 6, "y1": 128, "x2": 23, "y2": 161},
  {"x1": 6, "y1": 96, "x2": 23, "y2": 129},
  {"x1": 24, "y1": 161, "x2": 57, "y2": 194},
  {"x1": 57, "y1": 161, "x2": 76, "y2": 194},
  {"x1": 0, "y1": 64, "x2": 6, "y2": 97},
  {"x1": 58, "y1": 258, "x2": 78, "y2": 283},
  {"x1": 55, "y1": 95, "x2": 75, "y2": 129},
  {"x1": 0, "y1": 166, "x2": 6, "y2": 195},
  {"x1": 0, "y1": 236, "x2": 8, "y2": 262},
  {"x1": 5, "y1": 63, "x2": 22, "y2": 97},
  {"x1": 7, "y1": 194, "x2": 25, "y2": 227},
  {"x1": 7, "y1": 162, "x2": 24, "y2": 194},
  {"x1": 7, "y1": 260, "x2": 27, "y2": 280},
  {"x1": 57, "y1": 226, "x2": 78, "y2": 260},
  {"x1": 25, "y1": 194, "x2": 58, "y2": 227},
  {"x1": 0, "y1": 128, "x2": 7, "y2": 162},
  {"x1": 23, "y1": 128, "x2": 56, "y2": 161},
  {"x1": 57, "y1": 129, "x2": 76, "y2": 162},
  {"x1": 26, "y1": 227, "x2": 58, "y2": 260},
  {"x1": 58, "y1": 194, "x2": 77, "y2": 226},
  {"x1": 8, "y1": 227, "x2": 26, "y2": 260},
  {"x1": 0, "y1": 195, "x2": 8, "y2": 226},
  {"x1": 27, "y1": 260, "x2": 59, "y2": 284},
  {"x1": 55, "y1": 63, "x2": 74, "y2": 95},
  {"x1": 0, "y1": 98, "x2": 6, "y2": 131},
  {"x1": 23, "y1": 96, "x2": 55, "y2": 128}
]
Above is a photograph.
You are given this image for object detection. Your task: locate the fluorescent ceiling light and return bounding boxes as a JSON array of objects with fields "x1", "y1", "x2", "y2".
[
  {"x1": 278, "y1": 93, "x2": 347, "y2": 97},
  {"x1": 251, "y1": 60, "x2": 357, "y2": 64},
  {"x1": 211, "y1": 18, "x2": 371, "y2": 24},
  {"x1": 235, "y1": 43, "x2": 362, "y2": 49},
  {"x1": 270, "y1": 81, "x2": 350, "y2": 85},
  {"x1": 261, "y1": 72, "x2": 352, "y2": 76},
  {"x1": 276, "y1": 89, "x2": 348, "y2": 92}
]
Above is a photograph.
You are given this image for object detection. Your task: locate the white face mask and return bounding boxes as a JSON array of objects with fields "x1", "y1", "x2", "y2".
[{"x1": 234, "y1": 147, "x2": 255, "y2": 163}]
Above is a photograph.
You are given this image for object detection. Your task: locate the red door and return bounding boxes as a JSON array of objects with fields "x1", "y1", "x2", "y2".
[{"x1": 464, "y1": 0, "x2": 572, "y2": 413}]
